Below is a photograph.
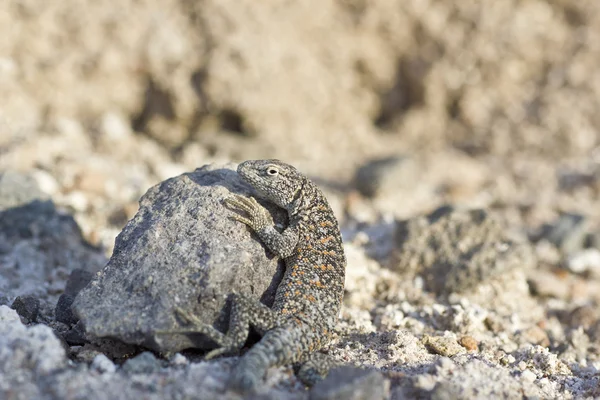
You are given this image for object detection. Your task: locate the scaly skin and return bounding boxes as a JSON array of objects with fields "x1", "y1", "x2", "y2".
[{"x1": 166, "y1": 159, "x2": 346, "y2": 393}]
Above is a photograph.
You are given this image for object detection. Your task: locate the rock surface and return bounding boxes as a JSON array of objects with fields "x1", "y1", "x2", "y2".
[
  {"x1": 55, "y1": 269, "x2": 94, "y2": 325},
  {"x1": 392, "y1": 207, "x2": 536, "y2": 294},
  {"x1": 0, "y1": 197, "x2": 106, "y2": 305},
  {"x1": 309, "y1": 367, "x2": 389, "y2": 400},
  {"x1": 0, "y1": 306, "x2": 68, "y2": 400},
  {"x1": 2, "y1": 0, "x2": 600, "y2": 398},
  {"x1": 0, "y1": 171, "x2": 48, "y2": 211},
  {"x1": 73, "y1": 163, "x2": 287, "y2": 353}
]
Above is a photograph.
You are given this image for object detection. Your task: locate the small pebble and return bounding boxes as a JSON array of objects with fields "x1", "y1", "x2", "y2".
[
  {"x1": 101, "y1": 112, "x2": 133, "y2": 141},
  {"x1": 353, "y1": 155, "x2": 406, "y2": 198},
  {"x1": 31, "y1": 169, "x2": 59, "y2": 196},
  {"x1": 423, "y1": 335, "x2": 465, "y2": 357},
  {"x1": 11, "y1": 295, "x2": 40, "y2": 322},
  {"x1": 541, "y1": 213, "x2": 588, "y2": 255},
  {"x1": 64, "y1": 191, "x2": 89, "y2": 212},
  {"x1": 122, "y1": 352, "x2": 161, "y2": 374},
  {"x1": 459, "y1": 336, "x2": 479, "y2": 351},
  {"x1": 91, "y1": 354, "x2": 116, "y2": 374},
  {"x1": 520, "y1": 325, "x2": 550, "y2": 347},
  {"x1": 567, "y1": 249, "x2": 600, "y2": 277},
  {"x1": 500, "y1": 355, "x2": 516, "y2": 365},
  {"x1": 521, "y1": 369, "x2": 537, "y2": 382},
  {"x1": 309, "y1": 366, "x2": 389, "y2": 400},
  {"x1": 567, "y1": 305, "x2": 599, "y2": 329},
  {"x1": 169, "y1": 353, "x2": 189, "y2": 366}
]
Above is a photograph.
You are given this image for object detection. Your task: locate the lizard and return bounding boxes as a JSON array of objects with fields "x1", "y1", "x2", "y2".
[{"x1": 166, "y1": 159, "x2": 346, "y2": 393}]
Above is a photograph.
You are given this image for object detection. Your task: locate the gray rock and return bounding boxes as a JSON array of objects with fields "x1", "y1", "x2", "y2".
[
  {"x1": 0, "y1": 170, "x2": 48, "y2": 211},
  {"x1": 310, "y1": 366, "x2": 389, "y2": 400},
  {"x1": 62, "y1": 321, "x2": 88, "y2": 345},
  {"x1": 91, "y1": 354, "x2": 117, "y2": 374},
  {"x1": 567, "y1": 248, "x2": 600, "y2": 278},
  {"x1": 42, "y1": 358, "x2": 234, "y2": 400},
  {"x1": 73, "y1": 163, "x2": 286, "y2": 353},
  {"x1": 0, "y1": 305, "x2": 68, "y2": 399},
  {"x1": 353, "y1": 155, "x2": 406, "y2": 198},
  {"x1": 422, "y1": 335, "x2": 466, "y2": 357},
  {"x1": 538, "y1": 213, "x2": 589, "y2": 255},
  {"x1": 65, "y1": 269, "x2": 96, "y2": 295},
  {"x1": 122, "y1": 352, "x2": 162, "y2": 374},
  {"x1": 585, "y1": 231, "x2": 600, "y2": 250},
  {"x1": 55, "y1": 269, "x2": 94, "y2": 325},
  {"x1": 424, "y1": 358, "x2": 547, "y2": 399},
  {"x1": 55, "y1": 294, "x2": 78, "y2": 325},
  {"x1": 0, "y1": 200, "x2": 106, "y2": 304},
  {"x1": 392, "y1": 207, "x2": 535, "y2": 294},
  {"x1": 11, "y1": 295, "x2": 41, "y2": 322}
]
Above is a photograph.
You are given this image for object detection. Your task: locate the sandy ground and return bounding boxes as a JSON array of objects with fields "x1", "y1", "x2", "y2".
[{"x1": 1, "y1": 1, "x2": 600, "y2": 398}]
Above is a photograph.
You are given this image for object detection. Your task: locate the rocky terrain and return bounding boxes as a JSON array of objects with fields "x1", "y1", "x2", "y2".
[{"x1": 1, "y1": 0, "x2": 600, "y2": 399}]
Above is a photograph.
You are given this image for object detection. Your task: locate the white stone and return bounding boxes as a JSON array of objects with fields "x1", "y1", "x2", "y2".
[{"x1": 91, "y1": 354, "x2": 116, "y2": 374}]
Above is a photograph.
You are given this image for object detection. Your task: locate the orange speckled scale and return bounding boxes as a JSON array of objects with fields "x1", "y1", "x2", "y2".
[{"x1": 217, "y1": 160, "x2": 346, "y2": 393}]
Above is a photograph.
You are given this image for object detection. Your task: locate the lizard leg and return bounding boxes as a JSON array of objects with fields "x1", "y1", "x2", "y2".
[
  {"x1": 155, "y1": 306, "x2": 227, "y2": 345},
  {"x1": 228, "y1": 322, "x2": 319, "y2": 393},
  {"x1": 228, "y1": 326, "x2": 298, "y2": 393},
  {"x1": 224, "y1": 194, "x2": 299, "y2": 258},
  {"x1": 296, "y1": 352, "x2": 340, "y2": 386},
  {"x1": 156, "y1": 295, "x2": 279, "y2": 360},
  {"x1": 203, "y1": 293, "x2": 280, "y2": 360}
]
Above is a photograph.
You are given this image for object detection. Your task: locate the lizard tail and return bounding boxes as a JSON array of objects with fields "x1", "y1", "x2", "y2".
[{"x1": 229, "y1": 326, "x2": 305, "y2": 393}]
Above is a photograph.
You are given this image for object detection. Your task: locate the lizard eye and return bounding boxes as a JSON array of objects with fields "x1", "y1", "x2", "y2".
[{"x1": 267, "y1": 167, "x2": 279, "y2": 176}]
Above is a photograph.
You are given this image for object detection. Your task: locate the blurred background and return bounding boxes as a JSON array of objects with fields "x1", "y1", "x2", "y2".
[{"x1": 1, "y1": 0, "x2": 599, "y2": 252}]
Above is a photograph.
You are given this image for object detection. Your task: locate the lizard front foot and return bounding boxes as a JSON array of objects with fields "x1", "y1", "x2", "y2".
[{"x1": 224, "y1": 194, "x2": 272, "y2": 231}]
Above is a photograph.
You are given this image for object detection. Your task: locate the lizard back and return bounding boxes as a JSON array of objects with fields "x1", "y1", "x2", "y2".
[{"x1": 272, "y1": 177, "x2": 346, "y2": 326}]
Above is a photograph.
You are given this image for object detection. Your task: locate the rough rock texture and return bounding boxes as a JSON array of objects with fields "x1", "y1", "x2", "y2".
[
  {"x1": 347, "y1": 152, "x2": 490, "y2": 222},
  {"x1": 3, "y1": 0, "x2": 600, "y2": 252},
  {"x1": 391, "y1": 207, "x2": 536, "y2": 294},
  {"x1": 410, "y1": 357, "x2": 551, "y2": 399},
  {"x1": 0, "y1": 170, "x2": 102, "y2": 309},
  {"x1": 3, "y1": 0, "x2": 600, "y2": 171},
  {"x1": 0, "y1": 306, "x2": 68, "y2": 400},
  {"x1": 309, "y1": 367, "x2": 389, "y2": 400},
  {"x1": 55, "y1": 269, "x2": 94, "y2": 326},
  {"x1": 0, "y1": 182, "x2": 599, "y2": 399},
  {"x1": 2, "y1": 0, "x2": 600, "y2": 398},
  {"x1": 0, "y1": 194, "x2": 106, "y2": 305},
  {"x1": 11, "y1": 295, "x2": 41, "y2": 322},
  {"x1": 0, "y1": 171, "x2": 48, "y2": 211},
  {"x1": 73, "y1": 163, "x2": 287, "y2": 353}
]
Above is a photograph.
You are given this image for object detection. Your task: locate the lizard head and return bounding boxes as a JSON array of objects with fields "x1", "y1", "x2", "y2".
[{"x1": 237, "y1": 159, "x2": 304, "y2": 209}]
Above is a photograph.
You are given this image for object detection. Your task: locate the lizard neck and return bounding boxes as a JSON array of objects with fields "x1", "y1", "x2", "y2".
[{"x1": 287, "y1": 177, "x2": 311, "y2": 218}]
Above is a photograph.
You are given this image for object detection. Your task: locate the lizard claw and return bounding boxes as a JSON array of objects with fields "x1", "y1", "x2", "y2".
[
  {"x1": 224, "y1": 195, "x2": 254, "y2": 213},
  {"x1": 173, "y1": 306, "x2": 203, "y2": 326},
  {"x1": 229, "y1": 214, "x2": 253, "y2": 226},
  {"x1": 224, "y1": 194, "x2": 271, "y2": 231},
  {"x1": 204, "y1": 346, "x2": 236, "y2": 360}
]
